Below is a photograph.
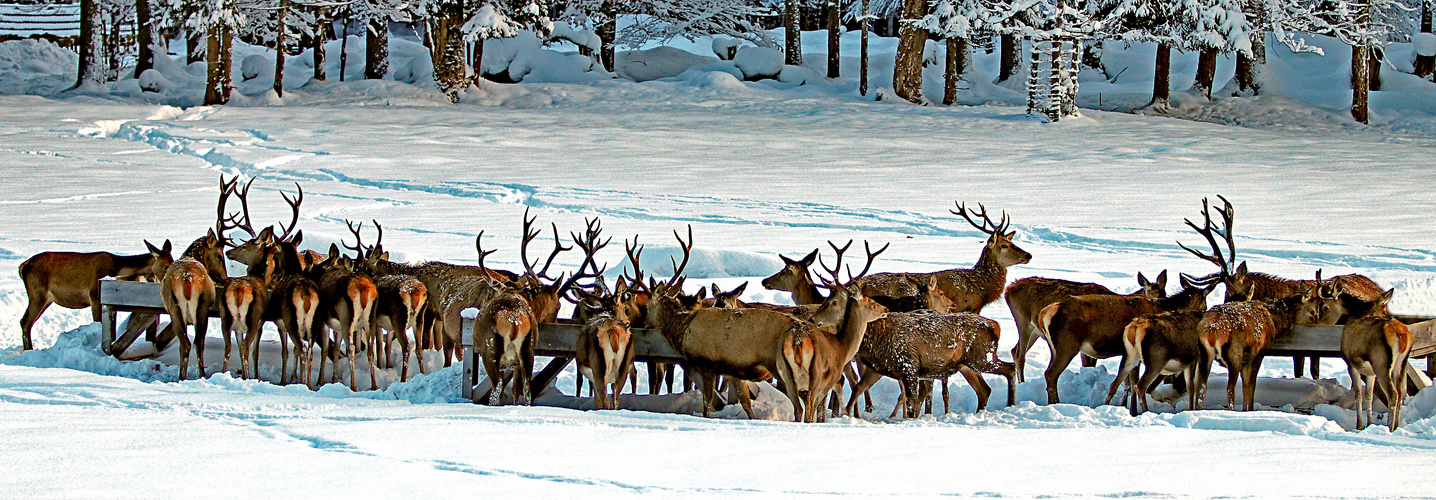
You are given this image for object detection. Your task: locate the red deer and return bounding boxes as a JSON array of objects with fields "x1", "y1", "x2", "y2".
[
  {"x1": 844, "y1": 307, "x2": 1017, "y2": 418},
  {"x1": 476, "y1": 289, "x2": 538, "y2": 405},
  {"x1": 853, "y1": 202, "x2": 1030, "y2": 314},
  {"x1": 779, "y1": 282, "x2": 889, "y2": 422},
  {"x1": 1036, "y1": 278, "x2": 1214, "y2": 404},
  {"x1": 1107, "y1": 310, "x2": 1205, "y2": 413},
  {"x1": 1340, "y1": 290, "x2": 1410, "y2": 431},
  {"x1": 576, "y1": 313, "x2": 634, "y2": 409},
  {"x1": 1181, "y1": 195, "x2": 1382, "y2": 378},
  {"x1": 162, "y1": 229, "x2": 227, "y2": 381},
  {"x1": 646, "y1": 229, "x2": 854, "y2": 419},
  {"x1": 345, "y1": 220, "x2": 428, "y2": 382},
  {"x1": 18, "y1": 239, "x2": 172, "y2": 351},
  {"x1": 1193, "y1": 291, "x2": 1321, "y2": 411},
  {"x1": 1006, "y1": 272, "x2": 1167, "y2": 383},
  {"x1": 309, "y1": 245, "x2": 379, "y2": 391},
  {"x1": 221, "y1": 181, "x2": 319, "y2": 385}
]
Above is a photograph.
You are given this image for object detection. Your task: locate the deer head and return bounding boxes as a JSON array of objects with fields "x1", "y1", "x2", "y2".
[{"x1": 952, "y1": 202, "x2": 1031, "y2": 267}]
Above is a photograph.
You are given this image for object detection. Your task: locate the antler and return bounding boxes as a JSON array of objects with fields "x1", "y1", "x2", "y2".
[
  {"x1": 665, "y1": 226, "x2": 694, "y2": 287},
  {"x1": 847, "y1": 241, "x2": 889, "y2": 282},
  {"x1": 519, "y1": 208, "x2": 571, "y2": 280},
  {"x1": 818, "y1": 240, "x2": 852, "y2": 285},
  {"x1": 216, "y1": 176, "x2": 248, "y2": 246},
  {"x1": 951, "y1": 201, "x2": 1010, "y2": 235},
  {"x1": 343, "y1": 219, "x2": 366, "y2": 258},
  {"x1": 277, "y1": 183, "x2": 304, "y2": 242},
  {"x1": 1177, "y1": 196, "x2": 1236, "y2": 282},
  {"x1": 622, "y1": 236, "x2": 645, "y2": 289},
  {"x1": 475, "y1": 230, "x2": 496, "y2": 271},
  {"x1": 557, "y1": 217, "x2": 614, "y2": 301}
]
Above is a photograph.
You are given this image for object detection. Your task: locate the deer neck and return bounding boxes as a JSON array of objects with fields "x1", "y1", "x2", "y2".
[
  {"x1": 1264, "y1": 295, "x2": 1304, "y2": 334},
  {"x1": 952, "y1": 247, "x2": 1008, "y2": 306},
  {"x1": 108, "y1": 251, "x2": 153, "y2": 278},
  {"x1": 791, "y1": 280, "x2": 825, "y2": 306},
  {"x1": 1245, "y1": 273, "x2": 1305, "y2": 302},
  {"x1": 835, "y1": 304, "x2": 876, "y2": 364}
]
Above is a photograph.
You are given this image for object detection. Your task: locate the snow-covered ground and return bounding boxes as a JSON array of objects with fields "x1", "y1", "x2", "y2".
[{"x1": 4, "y1": 27, "x2": 1436, "y2": 497}]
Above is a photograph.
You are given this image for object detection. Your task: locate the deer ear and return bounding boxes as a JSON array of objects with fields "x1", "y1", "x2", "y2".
[
  {"x1": 710, "y1": 284, "x2": 720, "y2": 296},
  {"x1": 1156, "y1": 270, "x2": 1168, "y2": 288},
  {"x1": 1138, "y1": 272, "x2": 1150, "y2": 287},
  {"x1": 615, "y1": 279, "x2": 627, "y2": 295},
  {"x1": 800, "y1": 249, "x2": 819, "y2": 266},
  {"x1": 163, "y1": 240, "x2": 173, "y2": 254},
  {"x1": 733, "y1": 282, "x2": 748, "y2": 296},
  {"x1": 145, "y1": 240, "x2": 161, "y2": 255},
  {"x1": 695, "y1": 287, "x2": 708, "y2": 300},
  {"x1": 1379, "y1": 289, "x2": 1395, "y2": 306},
  {"x1": 291, "y1": 231, "x2": 304, "y2": 246},
  {"x1": 327, "y1": 244, "x2": 340, "y2": 259},
  {"x1": 1233, "y1": 262, "x2": 1248, "y2": 278}
]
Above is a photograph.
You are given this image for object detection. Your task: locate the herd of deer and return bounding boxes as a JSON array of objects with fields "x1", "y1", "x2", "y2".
[{"x1": 14, "y1": 179, "x2": 1416, "y2": 430}]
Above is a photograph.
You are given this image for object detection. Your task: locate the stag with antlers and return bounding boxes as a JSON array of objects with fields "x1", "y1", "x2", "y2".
[
  {"x1": 1180, "y1": 195, "x2": 1384, "y2": 378},
  {"x1": 854, "y1": 202, "x2": 1031, "y2": 315}
]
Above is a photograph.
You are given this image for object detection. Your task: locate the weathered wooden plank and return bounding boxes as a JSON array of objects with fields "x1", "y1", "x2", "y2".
[
  {"x1": 99, "y1": 280, "x2": 220, "y2": 313},
  {"x1": 109, "y1": 313, "x2": 159, "y2": 357},
  {"x1": 1268, "y1": 325, "x2": 1344, "y2": 356}
]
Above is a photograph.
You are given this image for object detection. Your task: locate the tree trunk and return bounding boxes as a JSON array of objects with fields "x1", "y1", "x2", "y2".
[
  {"x1": 1418, "y1": 1, "x2": 1435, "y2": 79},
  {"x1": 1368, "y1": 47, "x2": 1381, "y2": 91},
  {"x1": 205, "y1": 25, "x2": 232, "y2": 105},
  {"x1": 471, "y1": 38, "x2": 485, "y2": 85},
  {"x1": 105, "y1": 9, "x2": 121, "y2": 79},
  {"x1": 827, "y1": 0, "x2": 840, "y2": 78},
  {"x1": 135, "y1": 0, "x2": 154, "y2": 76},
  {"x1": 1234, "y1": 36, "x2": 1266, "y2": 95},
  {"x1": 892, "y1": 0, "x2": 926, "y2": 102},
  {"x1": 859, "y1": 0, "x2": 870, "y2": 95},
  {"x1": 1151, "y1": 42, "x2": 1171, "y2": 107},
  {"x1": 312, "y1": 9, "x2": 327, "y2": 81},
  {"x1": 187, "y1": 31, "x2": 204, "y2": 65},
  {"x1": 365, "y1": 18, "x2": 389, "y2": 80},
  {"x1": 430, "y1": 5, "x2": 469, "y2": 101},
  {"x1": 599, "y1": 0, "x2": 616, "y2": 72},
  {"x1": 1352, "y1": 44, "x2": 1369, "y2": 124},
  {"x1": 785, "y1": 0, "x2": 803, "y2": 65},
  {"x1": 943, "y1": 37, "x2": 966, "y2": 105},
  {"x1": 274, "y1": 0, "x2": 289, "y2": 97},
  {"x1": 1192, "y1": 48, "x2": 1217, "y2": 99},
  {"x1": 999, "y1": 34, "x2": 1021, "y2": 83},
  {"x1": 74, "y1": 0, "x2": 104, "y2": 89},
  {"x1": 339, "y1": 20, "x2": 349, "y2": 82}
]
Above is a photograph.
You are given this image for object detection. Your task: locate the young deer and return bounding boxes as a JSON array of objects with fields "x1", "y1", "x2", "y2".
[
  {"x1": 779, "y1": 282, "x2": 889, "y2": 423},
  {"x1": 1005, "y1": 272, "x2": 1168, "y2": 382},
  {"x1": 575, "y1": 312, "x2": 635, "y2": 409},
  {"x1": 310, "y1": 245, "x2": 379, "y2": 391},
  {"x1": 18, "y1": 240, "x2": 172, "y2": 351},
  {"x1": 476, "y1": 290, "x2": 537, "y2": 405},
  {"x1": 1340, "y1": 290, "x2": 1411, "y2": 431},
  {"x1": 162, "y1": 230, "x2": 227, "y2": 380},
  {"x1": 1181, "y1": 195, "x2": 1383, "y2": 378},
  {"x1": 854, "y1": 202, "x2": 1031, "y2": 314},
  {"x1": 1107, "y1": 310, "x2": 1205, "y2": 413},
  {"x1": 1036, "y1": 278, "x2": 1214, "y2": 404}
]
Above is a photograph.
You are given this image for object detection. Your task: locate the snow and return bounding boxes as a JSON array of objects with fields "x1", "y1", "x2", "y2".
[
  {"x1": 3, "y1": 23, "x2": 1436, "y2": 497},
  {"x1": 1415, "y1": 32, "x2": 1436, "y2": 58}
]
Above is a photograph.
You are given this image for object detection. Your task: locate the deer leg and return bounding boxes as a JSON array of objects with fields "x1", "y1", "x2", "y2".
[
  {"x1": 1134, "y1": 362, "x2": 1166, "y2": 415},
  {"x1": 1241, "y1": 360, "x2": 1261, "y2": 411},
  {"x1": 958, "y1": 366, "x2": 991, "y2": 412},
  {"x1": 1293, "y1": 356, "x2": 1306, "y2": 379},
  {"x1": 846, "y1": 366, "x2": 884, "y2": 417},
  {"x1": 646, "y1": 361, "x2": 664, "y2": 395},
  {"x1": 700, "y1": 370, "x2": 718, "y2": 418},
  {"x1": 1310, "y1": 357, "x2": 1320, "y2": 379},
  {"x1": 220, "y1": 314, "x2": 235, "y2": 375},
  {"x1": 941, "y1": 378, "x2": 951, "y2": 415},
  {"x1": 1012, "y1": 321, "x2": 1032, "y2": 384},
  {"x1": 194, "y1": 312, "x2": 209, "y2": 379},
  {"x1": 1045, "y1": 338, "x2": 1082, "y2": 404},
  {"x1": 728, "y1": 377, "x2": 756, "y2": 420},
  {"x1": 1080, "y1": 354, "x2": 1097, "y2": 368},
  {"x1": 19, "y1": 292, "x2": 52, "y2": 351},
  {"x1": 279, "y1": 323, "x2": 293, "y2": 385},
  {"x1": 1224, "y1": 362, "x2": 1239, "y2": 410},
  {"x1": 1106, "y1": 353, "x2": 1140, "y2": 406},
  {"x1": 903, "y1": 378, "x2": 924, "y2": 419}
]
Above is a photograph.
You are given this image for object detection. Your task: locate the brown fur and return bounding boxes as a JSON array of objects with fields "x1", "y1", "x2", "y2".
[
  {"x1": 1107, "y1": 310, "x2": 1204, "y2": 413},
  {"x1": 476, "y1": 293, "x2": 537, "y2": 405},
  {"x1": 778, "y1": 287, "x2": 888, "y2": 423},
  {"x1": 845, "y1": 310, "x2": 1015, "y2": 418},
  {"x1": 18, "y1": 240, "x2": 172, "y2": 351},
  {"x1": 162, "y1": 257, "x2": 217, "y2": 381},
  {"x1": 1341, "y1": 290, "x2": 1410, "y2": 430},
  {"x1": 576, "y1": 314, "x2": 635, "y2": 410},
  {"x1": 1005, "y1": 272, "x2": 1167, "y2": 383},
  {"x1": 1037, "y1": 283, "x2": 1212, "y2": 404}
]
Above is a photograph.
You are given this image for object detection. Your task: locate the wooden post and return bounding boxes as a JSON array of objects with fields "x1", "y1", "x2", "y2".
[
  {"x1": 101, "y1": 305, "x2": 116, "y2": 355},
  {"x1": 461, "y1": 314, "x2": 476, "y2": 401}
]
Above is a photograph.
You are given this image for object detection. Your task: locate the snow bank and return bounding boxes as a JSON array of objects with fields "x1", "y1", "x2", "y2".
[
  {"x1": 1415, "y1": 33, "x2": 1436, "y2": 58},
  {"x1": 616, "y1": 46, "x2": 716, "y2": 82},
  {"x1": 731, "y1": 47, "x2": 783, "y2": 80},
  {"x1": 0, "y1": 38, "x2": 76, "y2": 95}
]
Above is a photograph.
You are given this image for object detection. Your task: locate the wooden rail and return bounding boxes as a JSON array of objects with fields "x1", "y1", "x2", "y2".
[
  {"x1": 97, "y1": 280, "x2": 1436, "y2": 401},
  {"x1": 459, "y1": 318, "x2": 682, "y2": 403}
]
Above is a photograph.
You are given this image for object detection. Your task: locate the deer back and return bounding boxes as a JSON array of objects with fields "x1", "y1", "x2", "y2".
[{"x1": 1198, "y1": 301, "x2": 1274, "y2": 368}]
